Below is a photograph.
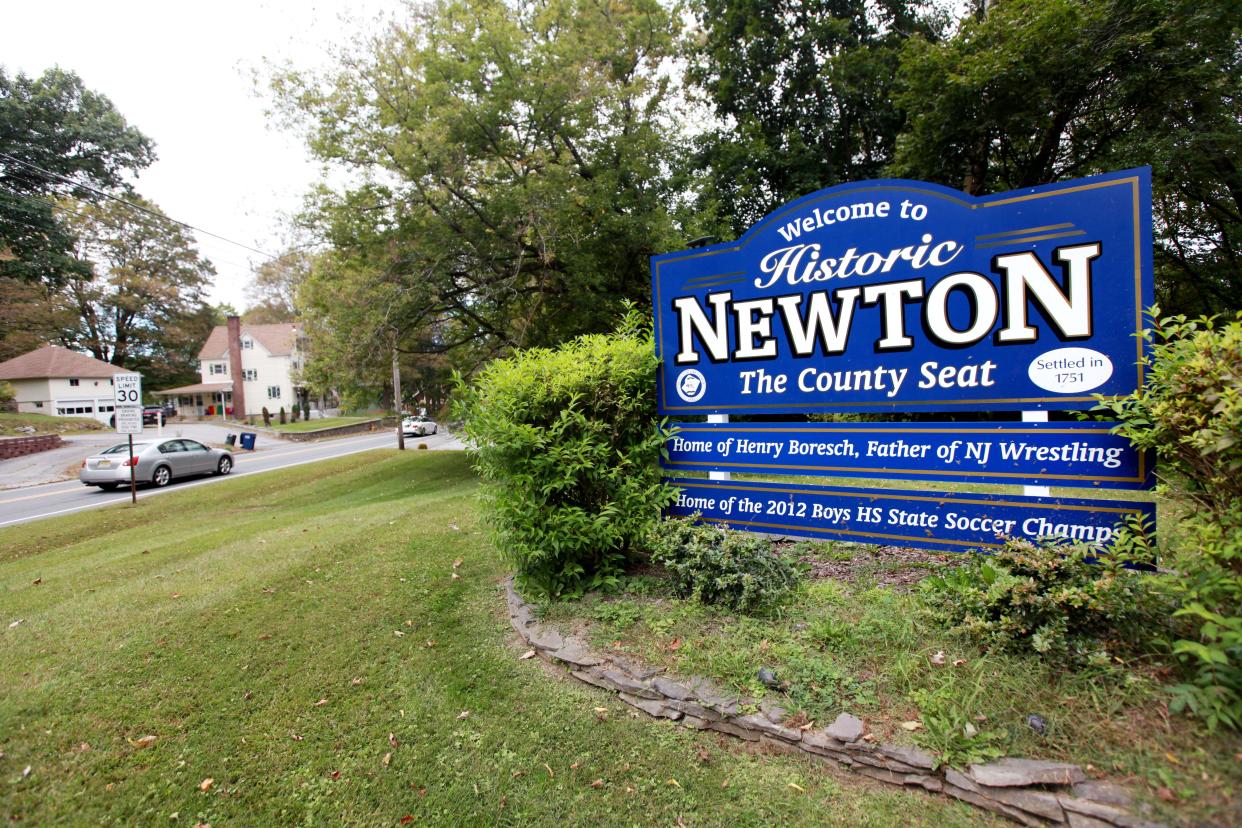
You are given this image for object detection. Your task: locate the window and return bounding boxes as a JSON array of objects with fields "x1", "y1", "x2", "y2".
[
  {"x1": 68, "y1": 378, "x2": 79, "y2": 387},
  {"x1": 209, "y1": 362, "x2": 228, "y2": 375},
  {"x1": 242, "y1": 338, "x2": 254, "y2": 349},
  {"x1": 267, "y1": 386, "x2": 281, "y2": 400},
  {"x1": 34, "y1": 401, "x2": 43, "y2": 408},
  {"x1": 243, "y1": 369, "x2": 257, "y2": 381}
]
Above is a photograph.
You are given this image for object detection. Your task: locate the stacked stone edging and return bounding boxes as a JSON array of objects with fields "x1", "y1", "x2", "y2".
[
  {"x1": 505, "y1": 578, "x2": 1163, "y2": 827},
  {"x1": 0, "y1": 434, "x2": 63, "y2": 460}
]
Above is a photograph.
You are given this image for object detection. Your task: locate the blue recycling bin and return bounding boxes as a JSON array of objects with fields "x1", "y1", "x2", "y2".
[{"x1": 239, "y1": 432, "x2": 257, "y2": 451}]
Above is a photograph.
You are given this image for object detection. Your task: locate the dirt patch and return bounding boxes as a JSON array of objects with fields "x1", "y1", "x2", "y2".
[{"x1": 781, "y1": 542, "x2": 958, "y2": 590}]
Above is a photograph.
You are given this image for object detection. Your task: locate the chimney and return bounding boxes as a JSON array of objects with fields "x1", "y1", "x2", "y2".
[{"x1": 227, "y1": 315, "x2": 246, "y2": 418}]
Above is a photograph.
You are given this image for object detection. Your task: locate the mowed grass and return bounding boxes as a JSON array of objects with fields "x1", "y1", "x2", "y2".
[
  {"x1": 0, "y1": 412, "x2": 106, "y2": 436},
  {"x1": 265, "y1": 416, "x2": 376, "y2": 433},
  {"x1": 0, "y1": 451, "x2": 994, "y2": 826}
]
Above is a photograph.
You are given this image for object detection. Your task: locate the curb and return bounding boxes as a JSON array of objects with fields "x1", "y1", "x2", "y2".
[{"x1": 505, "y1": 578, "x2": 1163, "y2": 827}]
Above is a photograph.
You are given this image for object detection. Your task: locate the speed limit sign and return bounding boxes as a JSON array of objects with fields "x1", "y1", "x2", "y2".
[{"x1": 113, "y1": 373, "x2": 142, "y2": 407}]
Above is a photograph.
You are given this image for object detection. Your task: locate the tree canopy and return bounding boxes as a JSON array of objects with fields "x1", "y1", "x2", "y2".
[{"x1": 274, "y1": 0, "x2": 687, "y2": 399}]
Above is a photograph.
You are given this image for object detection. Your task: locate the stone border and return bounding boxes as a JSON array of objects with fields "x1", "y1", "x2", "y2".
[
  {"x1": 505, "y1": 578, "x2": 1162, "y2": 827},
  {"x1": 0, "y1": 434, "x2": 63, "y2": 460}
]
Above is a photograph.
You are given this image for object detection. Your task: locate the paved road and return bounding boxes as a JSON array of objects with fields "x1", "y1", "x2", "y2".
[{"x1": 0, "y1": 429, "x2": 462, "y2": 529}]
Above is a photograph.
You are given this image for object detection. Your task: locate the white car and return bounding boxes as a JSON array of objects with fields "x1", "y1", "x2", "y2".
[{"x1": 401, "y1": 416, "x2": 438, "y2": 436}]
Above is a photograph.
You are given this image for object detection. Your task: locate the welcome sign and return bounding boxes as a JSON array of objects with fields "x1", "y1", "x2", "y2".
[{"x1": 652, "y1": 169, "x2": 1154, "y2": 414}]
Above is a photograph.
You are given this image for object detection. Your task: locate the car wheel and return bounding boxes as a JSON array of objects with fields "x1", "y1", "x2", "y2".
[
  {"x1": 432, "y1": 426, "x2": 438, "y2": 435},
  {"x1": 98, "y1": 482, "x2": 119, "y2": 491},
  {"x1": 110, "y1": 415, "x2": 116, "y2": 427},
  {"x1": 217, "y1": 456, "x2": 232, "y2": 475},
  {"x1": 152, "y1": 464, "x2": 172, "y2": 488}
]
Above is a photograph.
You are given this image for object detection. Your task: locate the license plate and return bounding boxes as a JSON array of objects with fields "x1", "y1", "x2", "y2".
[{"x1": 98, "y1": 460, "x2": 111, "y2": 468}]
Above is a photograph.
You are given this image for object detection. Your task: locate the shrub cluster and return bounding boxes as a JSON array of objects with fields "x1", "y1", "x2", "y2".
[
  {"x1": 454, "y1": 312, "x2": 676, "y2": 600},
  {"x1": 646, "y1": 515, "x2": 802, "y2": 614},
  {"x1": 1106, "y1": 311, "x2": 1242, "y2": 731},
  {"x1": 919, "y1": 536, "x2": 1171, "y2": 666}
]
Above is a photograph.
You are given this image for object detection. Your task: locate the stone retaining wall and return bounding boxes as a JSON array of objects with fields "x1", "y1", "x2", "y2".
[
  {"x1": 0, "y1": 434, "x2": 63, "y2": 460},
  {"x1": 505, "y1": 579, "x2": 1163, "y2": 827},
  {"x1": 275, "y1": 419, "x2": 386, "y2": 442}
]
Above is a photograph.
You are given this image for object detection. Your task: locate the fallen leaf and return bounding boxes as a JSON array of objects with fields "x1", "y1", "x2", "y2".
[
  {"x1": 32, "y1": 578, "x2": 41, "y2": 586},
  {"x1": 8, "y1": 619, "x2": 23, "y2": 628},
  {"x1": 449, "y1": 524, "x2": 460, "y2": 531},
  {"x1": 351, "y1": 677, "x2": 363, "y2": 686},
  {"x1": 382, "y1": 752, "x2": 392, "y2": 767},
  {"x1": 519, "y1": 650, "x2": 536, "y2": 660},
  {"x1": 417, "y1": 787, "x2": 427, "y2": 797},
  {"x1": 127, "y1": 735, "x2": 158, "y2": 749},
  {"x1": 399, "y1": 816, "x2": 414, "y2": 825},
  {"x1": 22, "y1": 765, "x2": 32, "y2": 778},
  {"x1": 667, "y1": 778, "x2": 681, "y2": 788},
  {"x1": 193, "y1": 823, "x2": 210, "y2": 828},
  {"x1": 451, "y1": 572, "x2": 460, "y2": 580},
  {"x1": 389, "y1": 732, "x2": 399, "y2": 748},
  {"x1": 262, "y1": 587, "x2": 275, "y2": 594},
  {"x1": 667, "y1": 638, "x2": 682, "y2": 652},
  {"x1": 75, "y1": 742, "x2": 90, "y2": 752},
  {"x1": 593, "y1": 707, "x2": 608, "y2": 721},
  {"x1": 171, "y1": 592, "x2": 182, "y2": 599},
  {"x1": 721, "y1": 779, "x2": 729, "y2": 789},
  {"x1": 901, "y1": 721, "x2": 923, "y2": 731},
  {"x1": 788, "y1": 782, "x2": 806, "y2": 793},
  {"x1": 291, "y1": 734, "x2": 303, "y2": 741},
  {"x1": 929, "y1": 650, "x2": 947, "y2": 666},
  {"x1": 1156, "y1": 786, "x2": 1177, "y2": 802},
  {"x1": 404, "y1": 619, "x2": 414, "y2": 627},
  {"x1": 330, "y1": 771, "x2": 341, "y2": 780},
  {"x1": 696, "y1": 748, "x2": 711, "y2": 764},
  {"x1": 1165, "y1": 752, "x2": 1181, "y2": 765},
  {"x1": 589, "y1": 779, "x2": 604, "y2": 788},
  {"x1": 424, "y1": 639, "x2": 436, "y2": 648},
  {"x1": 257, "y1": 634, "x2": 271, "y2": 641},
  {"x1": 543, "y1": 763, "x2": 554, "y2": 778},
  {"x1": 314, "y1": 698, "x2": 328, "y2": 707},
  {"x1": 457, "y1": 710, "x2": 469, "y2": 720},
  {"x1": 199, "y1": 778, "x2": 213, "y2": 792},
  {"x1": 394, "y1": 630, "x2": 405, "y2": 637},
  {"x1": 452, "y1": 559, "x2": 463, "y2": 569},
  {"x1": 952, "y1": 659, "x2": 967, "y2": 667},
  {"x1": 511, "y1": 770, "x2": 525, "y2": 779}
]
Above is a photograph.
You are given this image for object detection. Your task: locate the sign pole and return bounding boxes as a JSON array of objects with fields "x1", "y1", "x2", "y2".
[{"x1": 128, "y1": 433, "x2": 137, "y2": 504}]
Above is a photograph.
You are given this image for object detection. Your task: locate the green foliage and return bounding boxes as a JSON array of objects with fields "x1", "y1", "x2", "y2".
[
  {"x1": 646, "y1": 516, "x2": 803, "y2": 614},
  {"x1": 0, "y1": 380, "x2": 14, "y2": 408},
  {"x1": 910, "y1": 684, "x2": 1006, "y2": 770},
  {"x1": 454, "y1": 312, "x2": 675, "y2": 600},
  {"x1": 1106, "y1": 312, "x2": 1242, "y2": 731},
  {"x1": 278, "y1": 406, "x2": 286, "y2": 425},
  {"x1": 920, "y1": 536, "x2": 1171, "y2": 666},
  {"x1": 261, "y1": 406, "x2": 271, "y2": 428}
]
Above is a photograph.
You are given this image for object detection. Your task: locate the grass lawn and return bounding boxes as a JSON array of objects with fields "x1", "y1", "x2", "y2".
[
  {"x1": 0, "y1": 412, "x2": 106, "y2": 436},
  {"x1": 544, "y1": 539, "x2": 1242, "y2": 825},
  {"x1": 0, "y1": 451, "x2": 993, "y2": 826},
  {"x1": 264, "y1": 416, "x2": 377, "y2": 433}
]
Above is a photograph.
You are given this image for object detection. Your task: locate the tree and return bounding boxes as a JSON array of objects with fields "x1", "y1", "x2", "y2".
[
  {"x1": 57, "y1": 196, "x2": 217, "y2": 389},
  {"x1": 0, "y1": 67, "x2": 154, "y2": 287},
  {"x1": 890, "y1": 0, "x2": 1242, "y2": 314},
  {"x1": 272, "y1": 0, "x2": 686, "y2": 382},
  {"x1": 687, "y1": 0, "x2": 946, "y2": 235},
  {"x1": 243, "y1": 250, "x2": 309, "y2": 324}
]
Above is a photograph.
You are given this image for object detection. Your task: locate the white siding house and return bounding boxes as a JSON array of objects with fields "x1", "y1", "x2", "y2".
[
  {"x1": 0, "y1": 345, "x2": 131, "y2": 424},
  {"x1": 156, "y1": 321, "x2": 308, "y2": 418}
]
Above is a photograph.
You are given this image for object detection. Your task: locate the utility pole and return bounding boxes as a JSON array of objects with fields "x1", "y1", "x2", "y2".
[{"x1": 393, "y1": 346, "x2": 405, "y2": 451}]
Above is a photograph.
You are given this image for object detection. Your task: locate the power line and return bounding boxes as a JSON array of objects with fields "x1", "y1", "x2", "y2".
[{"x1": 0, "y1": 153, "x2": 278, "y2": 260}]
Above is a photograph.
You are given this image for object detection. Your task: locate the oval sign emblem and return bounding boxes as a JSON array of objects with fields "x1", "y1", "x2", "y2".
[{"x1": 1028, "y1": 347, "x2": 1114, "y2": 394}]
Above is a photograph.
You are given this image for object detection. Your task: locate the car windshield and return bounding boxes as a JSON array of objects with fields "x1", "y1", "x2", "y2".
[{"x1": 102, "y1": 443, "x2": 148, "y2": 454}]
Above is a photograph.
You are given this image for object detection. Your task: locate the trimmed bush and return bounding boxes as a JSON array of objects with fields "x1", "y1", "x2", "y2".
[
  {"x1": 919, "y1": 535, "x2": 1171, "y2": 666},
  {"x1": 1106, "y1": 311, "x2": 1242, "y2": 730},
  {"x1": 454, "y1": 311, "x2": 676, "y2": 600},
  {"x1": 646, "y1": 515, "x2": 803, "y2": 614}
]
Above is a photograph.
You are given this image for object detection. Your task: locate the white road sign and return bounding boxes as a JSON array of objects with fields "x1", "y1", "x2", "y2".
[
  {"x1": 115, "y1": 406, "x2": 143, "y2": 435},
  {"x1": 113, "y1": 373, "x2": 142, "y2": 407}
]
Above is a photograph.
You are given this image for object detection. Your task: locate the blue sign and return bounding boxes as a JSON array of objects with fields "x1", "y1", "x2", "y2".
[
  {"x1": 652, "y1": 169, "x2": 1154, "y2": 415},
  {"x1": 666, "y1": 477, "x2": 1155, "y2": 561},
  {"x1": 664, "y1": 421, "x2": 1153, "y2": 490}
]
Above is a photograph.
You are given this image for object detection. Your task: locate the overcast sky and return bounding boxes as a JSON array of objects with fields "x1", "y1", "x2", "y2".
[{"x1": 2, "y1": 0, "x2": 398, "y2": 310}]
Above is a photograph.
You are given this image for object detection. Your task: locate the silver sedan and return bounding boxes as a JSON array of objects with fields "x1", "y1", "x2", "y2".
[{"x1": 79, "y1": 439, "x2": 234, "y2": 490}]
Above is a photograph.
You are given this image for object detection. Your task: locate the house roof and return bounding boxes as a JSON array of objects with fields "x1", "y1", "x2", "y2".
[
  {"x1": 0, "y1": 345, "x2": 128, "y2": 381},
  {"x1": 154, "y1": 381, "x2": 233, "y2": 395},
  {"x1": 198, "y1": 323, "x2": 300, "y2": 359}
]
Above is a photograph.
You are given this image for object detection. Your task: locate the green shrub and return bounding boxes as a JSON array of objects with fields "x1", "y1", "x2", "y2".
[
  {"x1": 919, "y1": 536, "x2": 1171, "y2": 666},
  {"x1": 646, "y1": 515, "x2": 803, "y2": 614},
  {"x1": 1104, "y1": 311, "x2": 1242, "y2": 731},
  {"x1": 454, "y1": 311, "x2": 676, "y2": 600},
  {"x1": 0, "y1": 381, "x2": 15, "y2": 412}
]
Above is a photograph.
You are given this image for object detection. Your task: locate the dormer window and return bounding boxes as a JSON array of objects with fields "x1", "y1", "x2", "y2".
[{"x1": 242, "y1": 337, "x2": 254, "y2": 349}]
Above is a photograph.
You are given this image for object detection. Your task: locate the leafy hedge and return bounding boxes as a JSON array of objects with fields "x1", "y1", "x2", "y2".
[
  {"x1": 1106, "y1": 311, "x2": 1242, "y2": 731},
  {"x1": 454, "y1": 312, "x2": 676, "y2": 600}
]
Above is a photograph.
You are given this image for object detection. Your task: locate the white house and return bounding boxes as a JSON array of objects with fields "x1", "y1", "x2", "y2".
[
  {"x1": 156, "y1": 317, "x2": 310, "y2": 418},
  {"x1": 0, "y1": 344, "x2": 132, "y2": 424}
]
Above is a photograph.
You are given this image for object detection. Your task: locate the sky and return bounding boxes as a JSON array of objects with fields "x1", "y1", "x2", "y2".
[{"x1": 2, "y1": 0, "x2": 398, "y2": 310}]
